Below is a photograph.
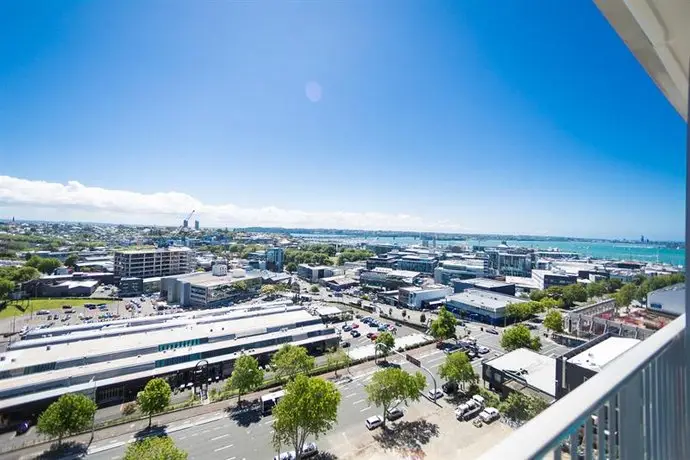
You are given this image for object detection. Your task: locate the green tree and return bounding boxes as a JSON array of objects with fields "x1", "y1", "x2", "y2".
[
  {"x1": 586, "y1": 281, "x2": 607, "y2": 299},
  {"x1": 309, "y1": 285, "x2": 320, "y2": 293},
  {"x1": 271, "y1": 344, "x2": 315, "y2": 381},
  {"x1": 500, "y1": 324, "x2": 542, "y2": 352},
  {"x1": 429, "y1": 306, "x2": 457, "y2": 342},
  {"x1": 374, "y1": 331, "x2": 395, "y2": 362},
  {"x1": 439, "y1": 351, "x2": 477, "y2": 391},
  {"x1": 27, "y1": 257, "x2": 62, "y2": 274},
  {"x1": 543, "y1": 309, "x2": 564, "y2": 334},
  {"x1": 606, "y1": 278, "x2": 623, "y2": 292},
  {"x1": 272, "y1": 375, "x2": 341, "y2": 460},
  {"x1": 325, "y1": 348, "x2": 351, "y2": 377},
  {"x1": 261, "y1": 285, "x2": 278, "y2": 296},
  {"x1": 0, "y1": 278, "x2": 15, "y2": 299},
  {"x1": 529, "y1": 290, "x2": 546, "y2": 301},
  {"x1": 285, "y1": 262, "x2": 298, "y2": 273},
  {"x1": 233, "y1": 280, "x2": 248, "y2": 292},
  {"x1": 498, "y1": 392, "x2": 549, "y2": 422},
  {"x1": 25, "y1": 255, "x2": 42, "y2": 268},
  {"x1": 561, "y1": 284, "x2": 588, "y2": 308},
  {"x1": 124, "y1": 436, "x2": 187, "y2": 460},
  {"x1": 137, "y1": 378, "x2": 172, "y2": 427},
  {"x1": 615, "y1": 283, "x2": 637, "y2": 307},
  {"x1": 37, "y1": 393, "x2": 97, "y2": 446},
  {"x1": 64, "y1": 254, "x2": 79, "y2": 269},
  {"x1": 505, "y1": 302, "x2": 533, "y2": 322},
  {"x1": 365, "y1": 368, "x2": 426, "y2": 427},
  {"x1": 227, "y1": 355, "x2": 264, "y2": 403}
]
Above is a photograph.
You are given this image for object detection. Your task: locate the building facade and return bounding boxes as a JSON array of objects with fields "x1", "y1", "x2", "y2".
[
  {"x1": 297, "y1": 264, "x2": 334, "y2": 282},
  {"x1": 266, "y1": 247, "x2": 285, "y2": 272},
  {"x1": 646, "y1": 283, "x2": 685, "y2": 317},
  {"x1": 396, "y1": 255, "x2": 438, "y2": 274},
  {"x1": 114, "y1": 247, "x2": 194, "y2": 278},
  {"x1": 445, "y1": 289, "x2": 521, "y2": 325},
  {"x1": 434, "y1": 260, "x2": 486, "y2": 285},
  {"x1": 398, "y1": 285, "x2": 453, "y2": 309}
]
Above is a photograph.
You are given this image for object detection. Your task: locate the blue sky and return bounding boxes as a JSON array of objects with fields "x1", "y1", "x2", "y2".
[{"x1": 0, "y1": 1, "x2": 686, "y2": 240}]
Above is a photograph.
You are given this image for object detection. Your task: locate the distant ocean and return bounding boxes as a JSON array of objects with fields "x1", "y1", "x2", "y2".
[{"x1": 291, "y1": 233, "x2": 685, "y2": 267}]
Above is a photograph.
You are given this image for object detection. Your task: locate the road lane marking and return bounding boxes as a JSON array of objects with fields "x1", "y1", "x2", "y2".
[
  {"x1": 360, "y1": 406, "x2": 372, "y2": 412},
  {"x1": 214, "y1": 444, "x2": 234, "y2": 452},
  {"x1": 353, "y1": 399, "x2": 366, "y2": 405},
  {"x1": 426, "y1": 355, "x2": 446, "y2": 364},
  {"x1": 213, "y1": 426, "x2": 224, "y2": 431},
  {"x1": 191, "y1": 432, "x2": 199, "y2": 437},
  {"x1": 179, "y1": 436, "x2": 187, "y2": 440},
  {"x1": 211, "y1": 434, "x2": 229, "y2": 441},
  {"x1": 345, "y1": 392, "x2": 357, "y2": 398},
  {"x1": 202, "y1": 429, "x2": 210, "y2": 434},
  {"x1": 227, "y1": 457, "x2": 236, "y2": 460},
  {"x1": 264, "y1": 419, "x2": 276, "y2": 426}
]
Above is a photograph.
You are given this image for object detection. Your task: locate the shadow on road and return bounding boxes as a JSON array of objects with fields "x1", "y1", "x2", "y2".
[
  {"x1": 225, "y1": 399, "x2": 262, "y2": 427},
  {"x1": 133, "y1": 424, "x2": 168, "y2": 440},
  {"x1": 373, "y1": 419, "x2": 439, "y2": 451},
  {"x1": 34, "y1": 441, "x2": 87, "y2": 459},
  {"x1": 314, "y1": 452, "x2": 339, "y2": 460}
]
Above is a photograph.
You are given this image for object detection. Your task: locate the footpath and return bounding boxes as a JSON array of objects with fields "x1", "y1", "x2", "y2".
[{"x1": 2, "y1": 343, "x2": 437, "y2": 460}]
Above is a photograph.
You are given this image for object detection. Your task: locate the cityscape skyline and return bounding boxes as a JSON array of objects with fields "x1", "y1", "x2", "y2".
[{"x1": 1, "y1": 1, "x2": 686, "y2": 241}]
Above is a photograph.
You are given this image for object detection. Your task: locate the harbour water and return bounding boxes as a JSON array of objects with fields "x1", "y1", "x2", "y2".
[{"x1": 291, "y1": 233, "x2": 685, "y2": 267}]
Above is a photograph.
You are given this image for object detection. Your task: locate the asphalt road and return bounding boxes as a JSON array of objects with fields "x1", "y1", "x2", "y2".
[{"x1": 65, "y1": 347, "x2": 455, "y2": 460}]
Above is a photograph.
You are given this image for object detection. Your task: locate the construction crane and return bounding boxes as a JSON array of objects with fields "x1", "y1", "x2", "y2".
[{"x1": 157, "y1": 210, "x2": 195, "y2": 248}]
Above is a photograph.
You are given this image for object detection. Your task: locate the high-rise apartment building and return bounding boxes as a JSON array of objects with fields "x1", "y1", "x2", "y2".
[
  {"x1": 114, "y1": 247, "x2": 194, "y2": 278},
  {"x1": 194, "y1": 220, "x2": 200, "y2": 230}
]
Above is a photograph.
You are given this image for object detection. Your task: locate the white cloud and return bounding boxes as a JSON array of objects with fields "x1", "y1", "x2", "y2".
[{"x1": 0, "y1": 175, "x2": 466, "y2": 231}]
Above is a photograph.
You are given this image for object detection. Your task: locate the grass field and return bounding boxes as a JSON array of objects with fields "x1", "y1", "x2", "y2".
[{"x1": 0, "y1": 298, "x2": 110, "y2": 319}]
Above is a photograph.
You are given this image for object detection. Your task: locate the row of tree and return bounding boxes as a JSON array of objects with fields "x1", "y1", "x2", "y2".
[{"x1": 336, "y1": 249, "x2": 374, "y2": 266}]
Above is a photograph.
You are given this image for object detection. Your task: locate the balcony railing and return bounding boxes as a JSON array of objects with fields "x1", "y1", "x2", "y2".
[{"x1": 479, "y1": 314, "x2": 689, "y2": 460}]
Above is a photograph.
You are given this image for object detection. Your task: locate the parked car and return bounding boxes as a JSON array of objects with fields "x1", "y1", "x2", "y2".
[
  {"x1": 340, "y1": 341, "x2": 351, "y2": 348},
  {"x1": 378, "y1": 325, "x2": 388, "y2": 332},
  {"x1": 370, "y1": 334, "x2": 378, "y2": 341},
  {"x1": 428, "y1": 388, "x2": 444, "y2": 400},
  {"x1": 351, "y1": 323, "x2": 359, "y2": 329},
  {"x1": 479, "y1": 407, "x2": 500, "y2": 423},
  {"x1": 15, "y1": 420, "x2": 31, "y2": 435},
  {"x1": 477, "y1": 346, "x2": 490, "y2": 354},
  {"x1": 299, "y1": 442, "x2": 319, "y2": 458},
  {"x1": 351, "y1": 330, "x2": 361, "y2": 338},
  {"x1": 36, "y1": 310, "x2": 50, "y2": 315},
  {"x1": 342, "y1": 324, "x2": 351, "y2": 332},
  {"x1": 366, "y1": 332, "x2": 375, "y2": 339},
  {"x1": 442, "y1": 381, "x2": 458, "y2": 394},
  {"x1": 273, "y1": 451, "x2": 294, "y2": 460},
  {"x1": 386, "y1": 407, "x2": 404, "y2": 421},
  {"x1": 486, "y1": 328, "x2": 499, "y2": 335},
  {"x1": 365, "y1": 415, "x2": 384, "y2": 430}
]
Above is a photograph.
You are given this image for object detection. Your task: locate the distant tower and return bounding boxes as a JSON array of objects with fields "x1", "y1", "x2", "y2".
[
  {"x1": 641, "y1": 235, "x2": 645, "y2": 243},
  {"x1": 183, "y1": 219, "x2": 189, "y2": 228},
  {"x1": 194, "y1": 220, "x2": 200, "y2": 231}
]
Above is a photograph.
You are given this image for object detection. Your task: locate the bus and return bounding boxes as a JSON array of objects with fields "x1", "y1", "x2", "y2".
[{"x1": 261, "y1": 389, "x2": 285, "y2": 415}]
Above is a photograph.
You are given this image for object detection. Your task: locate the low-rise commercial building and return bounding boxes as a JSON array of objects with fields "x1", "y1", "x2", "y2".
[
  {"x1": 365, "y1": 254, "x2": 400, "y2": 270},
  {"x1": 39, "y1": 279, "x2": 100, "y2": 297},
  {"x1": 119, "y1": 277, "x2": 144, "y2": 296},
  {"x1": 161, "y1": 265, "x2": 262, "y2": 308},
  {"x1": 0, "y1": 304, "x2": 337, "y2": 421},
  {"x1": 531, "y1": 269, "x2": 578, "y2": 290},
  {"x1": 319, "y1": 275, "x2": 358, "y2": 291},
  {"x1": 434, "y1": 259, "x2": 486, "y2": 285},
  {"x1": 398, "y1": 285, "x2": 453, "y2": 309},
  {"x1": 359, "y1": 268, "x2": 422, "y2": 291},
  {"x1": 445, "y1": 289, "x2": 522, "y2": 325},
  {"x1": 453, "y1": 278, "x2": 516, "y2": 296},
  {"x1": 114, "y1": 247, "x2": 194, "y2": 278},
  {"x1": 483, "y1": 348, "x2": 556, "y2": 403},
  {"x1": 555, "y1": 334, "x2": 640, "y2": 399},
  {"x1": 297, "y1": 264, "x2": 334, "y2": 282},
  {"x1": 396, "y1": 255, "x2": 438, "y2": 274},
  {"x1": 486, "y1": 250, "x2": 532, "y2": 277},
  {"x1": 646, "y1": 283, "x2": 684, "y2": 317}
]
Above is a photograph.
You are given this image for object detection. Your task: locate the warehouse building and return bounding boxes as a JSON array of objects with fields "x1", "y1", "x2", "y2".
[
  {"x1": 445, "y1": 289, "x2": 521, "y2": 325},
  {"x1": 453, "y1": 278, "x2": 516, "y2": 296},
  {"x1": 646, "y1": 283, "x2": 684, "y2": 317}
]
